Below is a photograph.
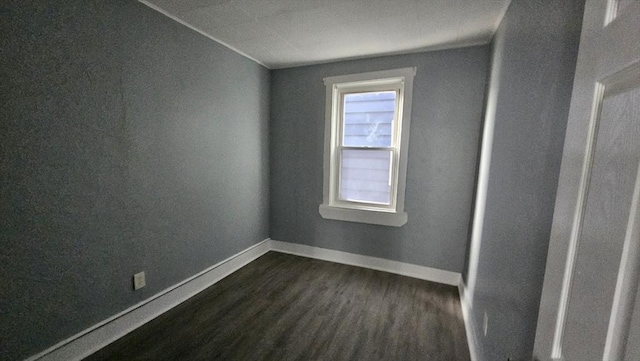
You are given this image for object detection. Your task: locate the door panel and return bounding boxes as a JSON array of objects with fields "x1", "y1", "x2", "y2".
[
  {"x1": 625, "y1": 282, "x2": 640, "y2": 360},
  {"x1": 534, "y1": 0, "x2": 640, "y2": 360},
  {"x1": 564, "y1": 76, "x2": 640, "y2": 361}
]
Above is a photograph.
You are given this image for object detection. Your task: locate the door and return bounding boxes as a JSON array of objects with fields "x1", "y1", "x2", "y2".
[{"x1": 534, "y1": 1, "x2": 640, "y2": 360}]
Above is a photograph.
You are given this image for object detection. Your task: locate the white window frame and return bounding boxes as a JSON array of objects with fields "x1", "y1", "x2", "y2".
[{"x1": 319, "y1": 67, "x2": 416, "y2": 227}]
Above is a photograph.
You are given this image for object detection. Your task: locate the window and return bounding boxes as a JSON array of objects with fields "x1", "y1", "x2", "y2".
[{"x1": 319, "y1": 68, "x2": 415, "y2": 226}]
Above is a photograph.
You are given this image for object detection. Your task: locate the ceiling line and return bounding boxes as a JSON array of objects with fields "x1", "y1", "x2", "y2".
[
  {"x1": 492, "y1": 0, "x2": 513, "y2": 34},
  {"x1": 138, "y1": 0, "x2": 271, "y2": 69}
]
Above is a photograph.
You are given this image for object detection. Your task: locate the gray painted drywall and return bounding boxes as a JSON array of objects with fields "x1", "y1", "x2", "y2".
[
  {"x1": 0, "y1": 1, "x2": 269, "y2": 359},
  {"x1": 270, "y1": 47, "x2": 490, "y2": 272},
  {"x1": 464, "y1": 0, "x2": 585, "y2": 359}
]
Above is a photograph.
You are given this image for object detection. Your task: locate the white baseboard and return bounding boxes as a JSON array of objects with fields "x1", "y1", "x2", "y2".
[
  {"x1": 26, "y1": 239, "x2": 271, "y2": 361},
  {"x1": 459, "y1": 281, "x2": 480, "y2": 361},
  {"x1": 27, "y1": 238, "x2": 467, "y2": 361},
  {"x1": 269, "y1": 239, "x2": 461, "y2": 286}
]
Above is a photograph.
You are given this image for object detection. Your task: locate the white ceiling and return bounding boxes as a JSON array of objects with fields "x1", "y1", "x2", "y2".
[{"x1": 140, "y1": 0, "x2": 511, "y2": 69}]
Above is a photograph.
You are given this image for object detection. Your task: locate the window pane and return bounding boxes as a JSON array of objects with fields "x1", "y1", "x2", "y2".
[
  {"x1": 343, "y1": 91, "x2": 396, "y2": 147},
  {"x1": 339, "y1": 149, "x2": 392, "y2": 205}
]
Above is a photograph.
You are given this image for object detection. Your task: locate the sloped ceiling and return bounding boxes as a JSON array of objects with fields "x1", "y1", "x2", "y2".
[{"x1": 140, "y1": 0, "x2": 511, "y2": 69}]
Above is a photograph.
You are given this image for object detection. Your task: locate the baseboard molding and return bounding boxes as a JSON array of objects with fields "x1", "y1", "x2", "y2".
[
  {"x1": 269, "y1": 239, "x2": 461, "y2": 286},
  {"x1": 27, "y1": 238, "x2": 466, "y2": 361},
  {"x1": 26, "y1": 239, "x2": 271, "y2": 361},
  {"x1": 459, "y1": 281, "x2": 480, "y2": 361}
]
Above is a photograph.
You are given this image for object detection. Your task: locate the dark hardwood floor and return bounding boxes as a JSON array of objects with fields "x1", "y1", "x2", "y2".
[{"x1": 85, "y1": 252, "x2": 470, "y2": 361}]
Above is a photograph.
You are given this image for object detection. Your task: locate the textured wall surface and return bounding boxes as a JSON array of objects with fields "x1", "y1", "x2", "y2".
[
  {"x1": 465, "y1": 0, "x2": 585, "y2": 359},
  {"x1": 270, "y1": 47, "x2": 490, "y2": 272},
  {"x1": 0, "y1": 1, "x2": 270, "y2": 359}
]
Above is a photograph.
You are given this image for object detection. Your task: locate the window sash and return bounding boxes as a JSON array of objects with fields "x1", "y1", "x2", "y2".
[
  {"x1": 330, "y1": 86, "x2": 403, "y2": 211},
  {"x1": 341, "y1": 90, "x2": 397, "y2": 148},
  {"x1": 337, "y1": 147, "x2": 397, "y2": 206},
  {"x1": 337, "y1": 87, "x2": 402, "y2": 149}
]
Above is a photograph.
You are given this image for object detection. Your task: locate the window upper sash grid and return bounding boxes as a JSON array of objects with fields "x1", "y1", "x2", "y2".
[{"x1": 338, "y1": 90, "x2": 400, "y2": 149}]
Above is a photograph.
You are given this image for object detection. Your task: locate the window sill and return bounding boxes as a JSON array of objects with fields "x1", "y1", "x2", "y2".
[{"x1": 319, "y1": 204, "x2": 408, "y2": 227}]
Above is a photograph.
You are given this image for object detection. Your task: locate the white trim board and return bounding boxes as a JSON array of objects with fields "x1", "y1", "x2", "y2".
[
  {"x1": 26, "y1": 239, "x2": 465, "y2": 361},
  {"x1": 26, "y1": 239, "x2": 271, "y2": 361},
  {"x1": 270, "y1": 239, "x2": 461, "y2": 286},
  {"x1": 459, "y1": 281, "x2": 480, "y2": 361}
]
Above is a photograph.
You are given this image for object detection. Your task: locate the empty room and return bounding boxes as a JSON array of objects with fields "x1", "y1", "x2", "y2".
[{"x1": 2, "y1": 0, "x2": 639, "y2": 360}]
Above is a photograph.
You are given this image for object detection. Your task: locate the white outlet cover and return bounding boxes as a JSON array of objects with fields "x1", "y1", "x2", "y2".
[{"x1": 133, "y1": 271, "x2": 146, "y2": 290}]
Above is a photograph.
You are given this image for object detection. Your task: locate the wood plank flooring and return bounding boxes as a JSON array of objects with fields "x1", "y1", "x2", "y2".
[{"x1": 85, "y1": 252, "x2": 470, "y2": 361}]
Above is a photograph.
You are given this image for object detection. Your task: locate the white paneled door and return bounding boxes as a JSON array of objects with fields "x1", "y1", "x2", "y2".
[{"x1": 534, "y1": 1, "x2": 640, "y2": 360}]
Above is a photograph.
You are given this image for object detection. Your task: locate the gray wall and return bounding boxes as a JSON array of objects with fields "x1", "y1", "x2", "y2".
[
  {"x1": 0, "y1": 1, "x2": 269, "y2": 359},
  {"x1": 270, "y1": 47, "x2": 490, "y2": 272},
  {"x1": 465, "y1": 0, "x2": 584, "y2": 359}
]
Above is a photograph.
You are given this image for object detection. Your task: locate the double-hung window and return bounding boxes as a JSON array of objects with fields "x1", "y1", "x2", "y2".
[{"x1": 319, "y1": 68, "x2": 415, "y2": 226}]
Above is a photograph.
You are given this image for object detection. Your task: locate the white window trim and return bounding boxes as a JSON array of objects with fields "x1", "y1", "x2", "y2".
[{"x1": 319, "y1": 67, "x2": 416, "y2": 227}]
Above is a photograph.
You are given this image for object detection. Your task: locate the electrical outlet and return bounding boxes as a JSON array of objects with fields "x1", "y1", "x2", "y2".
[
  {"x1": 133, "y1": 271, "x2": 146, "y2": 290},
  {"x1": 483, "y1": 311, "x2": 489, "y2": 337}
]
